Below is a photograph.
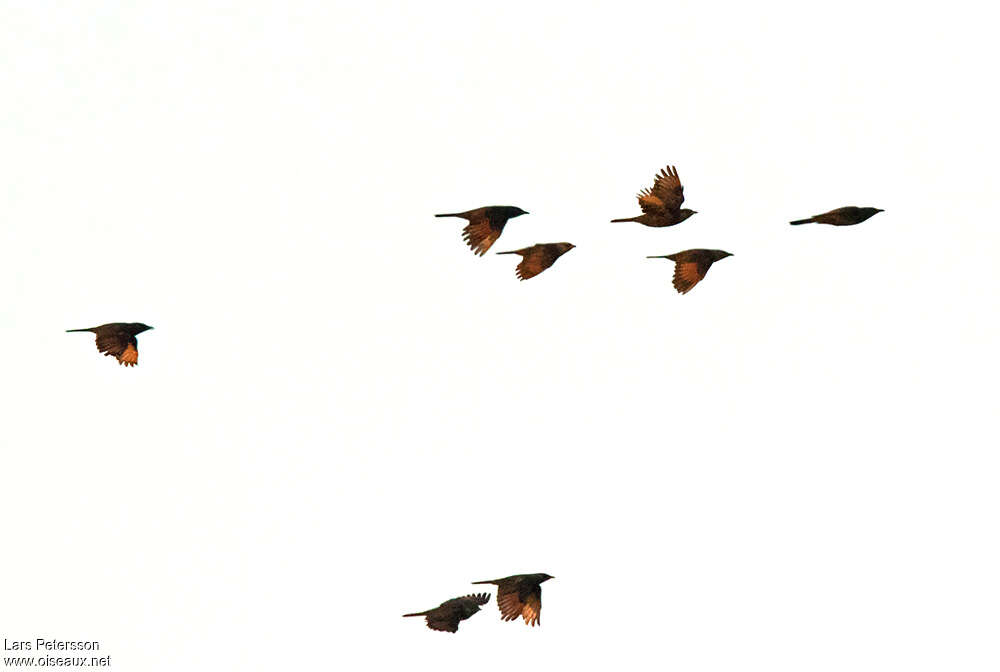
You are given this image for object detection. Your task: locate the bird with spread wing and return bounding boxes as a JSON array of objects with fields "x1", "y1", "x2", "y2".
[
  {"x1": 496, "y1": 242, "x2": 574, "y2": 280},
  {"x1": 472, "y1": 573, "x2": 553, "y2": 627},
  {"x1": 647, "y1": 249, "x2": 732, "y2": 294},
  {"x1": 435, "y1": 206, "x2": 529, "y2": 256},
  {"x1": 66, "y1": 322, "x2": 154, "y2": 367},
  {"x1": 403, "y1": 593, "x2": 490, "y2": 633},
  {"x1": 612, "y1": 165, "x2": 697, "y2": 227}
]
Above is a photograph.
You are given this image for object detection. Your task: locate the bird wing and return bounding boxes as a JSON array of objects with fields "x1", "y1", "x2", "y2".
[
  {"x1": 495, "y1": 582, "x2": 526, "y2": 622},
  {"x1": 462, "y1": 212, "x2": 505, "y2": 256},
  {"x1": 95, "y1": 330, "x2": 139, "y2": 367},
  {"x1": 423, "y1": 605, "x2": 461, "y2": 633},
  {"x1": 671, "y1": 256, "x2": 712, "y2": 295},
  {"x1": 521, "y1": 586, "x2": 542, "y2": 627},
  {"x1": 637, "y1": 165, "x2": 684, "y2": 215},
  {"x1": 513, "y1": 246, "x2": 557, "y2": 281}
]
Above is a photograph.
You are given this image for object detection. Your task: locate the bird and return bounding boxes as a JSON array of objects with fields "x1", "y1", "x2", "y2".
[
  {"x1": 647, "y1": 249, "x2": 732, "y2": 294},
  {"x1": 496, "y1": 242, "x2": 575, "y2": 280},
  {"x1": 403, "y1": 593, "x2": 490, "y2": 633},
  {"x1": 471, "y1": 573, "x2": 554, "y2": 627},
  {"x1": 66, "y1": 322, "x2": 153, "y2": 367},
  {"x1": 789, "y1": 206, "x2": 883, "y2": 226},
  {"x1": 435, "y1": 206, "x2": 529, "y2": 256},
  {"x1": 611, "y1": 165, "x2": 697, "y2": 227}
]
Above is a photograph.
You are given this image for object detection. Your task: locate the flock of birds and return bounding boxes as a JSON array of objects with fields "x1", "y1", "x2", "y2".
[
  {"x1": 65, "y1": 164, "x2": 884, "y2": 369},
  {"x1": 436, "y1": 163, "x2": 884, "y2": 293},
  {"x1": 61, "y1": 163, "x2": 883, "y2": 635}
]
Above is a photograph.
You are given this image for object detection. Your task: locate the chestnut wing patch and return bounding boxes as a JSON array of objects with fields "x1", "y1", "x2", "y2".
[
  {"x1": 496, "y1": 584, "x2": 525, "y2": 622},
  {"x1": 521, "y1": 589, "x2": 542, "y2": 627},
  {"x1": 462, "y1": 216, "x2": 504, "y2": 256},
  {"x1": 672, "y1": 261, "x2": 707, "y2": 294},
  {"x1": 94, "y1": 330, "x2": 139, "y2": 365}
]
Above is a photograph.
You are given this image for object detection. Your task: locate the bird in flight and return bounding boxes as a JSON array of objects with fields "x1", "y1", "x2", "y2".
[
  {"x1": 497, "y1": 242, "x2": 575, "y2": 280},
  {"x1": 647, "y1": 249, "x2": 732, "y2": 294},
  {"x1": 66, "y1": 322, "x2": 153, "y2": 367},
  {"x1": 403, "y1": 593, "x2": 490, "y2": 633},
  {"x1": 435, "y1": 206, "x2": 529, "y2": 256},
  {"x1": 611, "y1": 165, "x2": 697, "y2": 227},
  {"x1": 789, "y1": 206, "x2": 883, "y2": 226},
  {"x1": 472, "y1": 573, "x2": 554, "y2": 627}
]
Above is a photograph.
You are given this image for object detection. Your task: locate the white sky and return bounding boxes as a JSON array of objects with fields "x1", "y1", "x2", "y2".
[{"x1": 2, "y1": 1, "x2": 998, "y2": 670}]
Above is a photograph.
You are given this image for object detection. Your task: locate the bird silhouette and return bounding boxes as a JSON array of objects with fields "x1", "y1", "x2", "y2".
[
  {"x1": 472, "y1": 574, "x2": 553, "y2": 627},
  {"x1": 647, "y1": 249, "x2": 732, "y2": 294},
  {"x1": 790, "y1": 206, "x2": 883, "y2": 226},
  {"x1": 496, "y1": 242, "x2": 575, "y2": 280},
  {"x1": 403, "y1": 593, "x2": 490, "y2": 633},
  {"x1": 435, "y1": 206, "x2": 529, "y2": 255},
  {"x1": 611, "y1": 165, "x2": 697, "y2": 227},
  {"x1": 66, "y1": 322, "x2": 153, "y2": 367}
]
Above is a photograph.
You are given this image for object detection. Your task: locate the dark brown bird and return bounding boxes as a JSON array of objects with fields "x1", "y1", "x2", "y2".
[
  {"x1": 66, "y1": 322, "x2": 153, "y2": 367},
  {"x1": 611, "y1": 165, "x2": 697, "y2": 227},
  {"x1": 435, "y1": 206, "x2": 529, "y2": 255},
  {"x1": 472, "y1": 573, "x2": 553, "y2": 627},
  {"x1": 496, "y1": 242, "x2": 574, "y2": 280},
  {"x1": 790, "y1": 206, "x2": 883, "y2": 226},
  {"x1": 403, "y1": 593, "x2": 490, "y2": 633},
  {"x1": 647, "y1": 249, "x2": 732, "y2": 294}
]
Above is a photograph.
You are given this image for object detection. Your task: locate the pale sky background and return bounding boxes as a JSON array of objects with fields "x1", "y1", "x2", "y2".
[{"x1": 2, "y1": 1, "x2": 998, "y2": 670}]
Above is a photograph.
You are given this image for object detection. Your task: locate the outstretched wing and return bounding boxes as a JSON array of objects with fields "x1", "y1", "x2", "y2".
[
  {"x1": 637, "y1": 165, "x2": 685, "y2": 216},
  {"x1": 514, "y1": 246, "x2": 558, "y2": 281},
  {"x1": 462, "y1": 212, "x2": 505, "y2": 256},
  {"x1": 95, "y1": 330, "x2": 139, "y2": 367},
  {"x1": 424, "y1": 605, "x2": 462, "y2": 633},
  {"x1": 521, "y1": 587, "x2": 542, "y2": 627},
  {"x1": 670, "y1": 254, "x2": 713, "y2": 295},
  {"x1": 496, "y1": 582, "x2": 525, "y2": 622}
]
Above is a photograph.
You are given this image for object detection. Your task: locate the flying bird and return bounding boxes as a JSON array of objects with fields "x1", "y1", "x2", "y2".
[
  {"x1": 66, "y1": 322, "x2": 153, "y2": 367},
  {"x1": 435, "y1": 206, "x2": 529, "y2": 255},
  {"x1": 472, "y1": 573, "x2": 553, "y2": 627},
  {"x1": 496, "y1": 242, "x2": 575, "y2": 280},
  {"x1": 403, "y1": 593, "x2": 490, "y2": 633},
  {"x1": 611, "y1": 165, "x2": 697, "y2": 227},
  {"x1": 789, "y1": 206, "x2": 883, "y2": 226},
  {"x1": 647, "y1": 249, "x2": 732, "y2": 294}
]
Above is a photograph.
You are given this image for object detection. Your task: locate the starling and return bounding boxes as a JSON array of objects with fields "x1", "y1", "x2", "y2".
[
  {"x1": 611, "y1": 165, "x2": 697, "y2": 227},
  {"x1": 403, "y1": 593, "x2": 490, "y2": 633},
  {"x1": 66, "y1": 322, "x2": 153, "y2": 367},
  {"x1": 496, "y1": 242, "x2": 575, "y2": 280},
  {"x1": 471, "y1": 573, "x2": 553, "y2": 627},
  {"x1": 647, "y1": 249, "x2": 732, "y2": 294},
  {"x1": 789, "y1": 206, "x2": 883, "y2": 226},
  {"x1": 435, "y1": 206, "x2": 529, "y2": 255}
]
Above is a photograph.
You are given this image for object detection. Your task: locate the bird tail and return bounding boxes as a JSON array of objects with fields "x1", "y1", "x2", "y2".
[
  {"x1": 495, "y1": 250, "x2": 517, "y2": 255},
  {"x1": 646, "y1": 255, "x2": 669, "y2": 259},
  {"x1": 611, "y1": 216, "x2": 640, "y2": 223},
  {"x1": 470, "y1": 580, "x2": 497, "y2": 585},
  {"x1": 435, "y1": 213, "x2": 461, "y2": 218},
  {"x1": 789, "y1": 218, "x2": 813, "y2": 225},
  {"x1": 402, "y1": 611, "x2": 429, "y2": 617},
  {"x1": 65, "y1": 328, "x2": 94, "y2": 332}
]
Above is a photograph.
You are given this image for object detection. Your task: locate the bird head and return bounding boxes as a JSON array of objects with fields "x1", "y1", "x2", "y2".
[
  {"x1": 537, "y1": 573, "x2": 555, "y2": 583},
  {"x1": 504, "y1": 206, "x2": 529, "y2": 218},
  {"x1": 554, "y1": 242, "x2": 575, "y2": 255},
  {"x1": 710, "y1": 250, "x2": 733, "y2": 262},
  {"x1": 130, "y1": 323, "x2": 154, "y2": 334},
  {"x1": 677, "y1": 209, "x2": 698, "y2": 222}
]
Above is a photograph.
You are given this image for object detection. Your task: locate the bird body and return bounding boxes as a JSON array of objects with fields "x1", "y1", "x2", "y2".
[
  {"x1": 612, "y1": 165, "x2": 697, "y2": 227},
  {"x1": 496, "y1": 242, "x2": 574, "y2": 280},
  {"x1": 403, "y1": 593, "x2": 490, "y2": 633},
  {"x1": 435, "y1": 205, "x2": 529, "y2": 255},
  {"x1": 472, "y1": 573, "x2": 553, "y2": 627},
  {"x1": 789, "y1": 206, "x2": 883, "y2": 226},
  {"x1": 647, "y1": 249, "x2": 732, "y2": 294},
  {"x1": 66, "y1": 322, "x2": 153, "y2": 367}
]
